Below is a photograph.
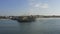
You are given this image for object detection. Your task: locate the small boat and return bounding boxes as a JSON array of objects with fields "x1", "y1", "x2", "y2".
[{"x1": 17, "y1": 16, "x2": 36, "y2": 22}]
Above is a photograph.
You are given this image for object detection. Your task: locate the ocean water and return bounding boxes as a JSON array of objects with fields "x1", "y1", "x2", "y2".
[{"x1": 0, "y1": 18, "x2": 60, "y2": 34}]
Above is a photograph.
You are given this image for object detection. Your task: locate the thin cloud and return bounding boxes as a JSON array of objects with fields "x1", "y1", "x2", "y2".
[
  {"x1": 34, "y1": 3, "x2": 48, "y2": 9},
  {"x1": 27, "y1": 0, "x2": 49, "y2": 15}
]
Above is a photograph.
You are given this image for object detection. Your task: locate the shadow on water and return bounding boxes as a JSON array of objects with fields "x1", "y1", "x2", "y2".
[
  {"x1": 17, "y1": 20, "x2": 36, "y2": 23},
  {"x1": 18, "y1": 21, "x2": 35, "y2": 23}
]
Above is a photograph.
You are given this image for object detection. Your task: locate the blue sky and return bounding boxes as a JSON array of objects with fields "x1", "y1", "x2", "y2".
[{"x1": 0, "y1": 0, "x2": 60, "y2": 16}]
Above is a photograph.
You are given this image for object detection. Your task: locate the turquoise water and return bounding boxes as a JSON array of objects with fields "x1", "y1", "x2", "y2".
[{"x1": 0, "y1": 18, "x2": 60, "y2": 34}]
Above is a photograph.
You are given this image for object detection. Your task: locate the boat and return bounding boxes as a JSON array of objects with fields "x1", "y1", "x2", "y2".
[{"x1": 17, "y1": 16, "x2": 36, "y2": 22}]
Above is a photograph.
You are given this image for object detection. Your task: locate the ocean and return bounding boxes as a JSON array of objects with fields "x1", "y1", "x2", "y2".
[{"x1": 0, "y1": 18, "x2": 60, "y2": 34}]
